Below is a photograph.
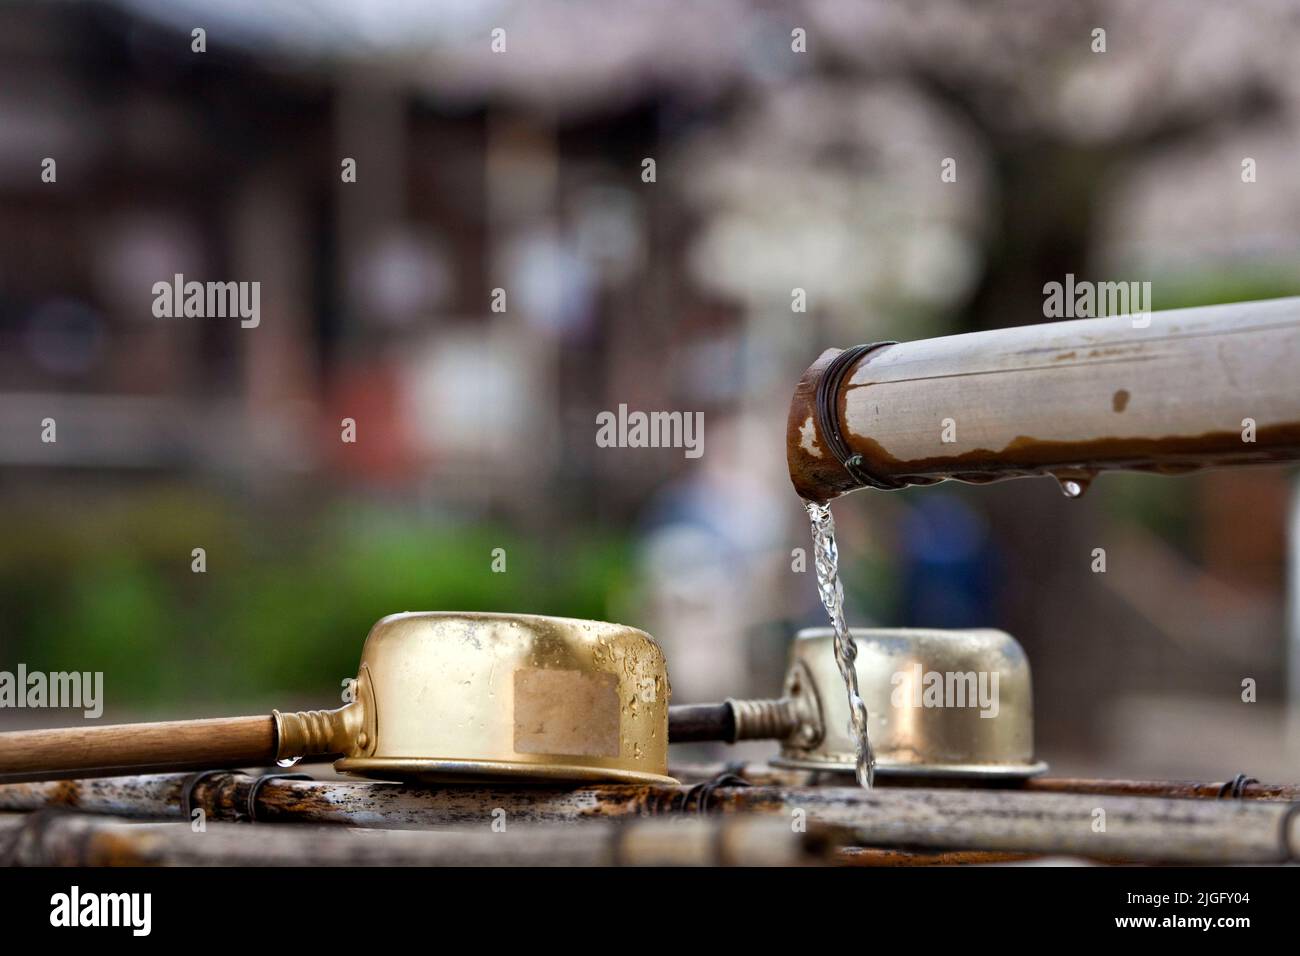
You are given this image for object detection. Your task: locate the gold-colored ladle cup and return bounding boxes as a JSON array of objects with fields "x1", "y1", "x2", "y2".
[
  {"x1": 675, "y1": 627, "x2": 1046, "y2": 780},
  {"x1": 0, "y1": 612, "x2": 676, "y2": 786}
]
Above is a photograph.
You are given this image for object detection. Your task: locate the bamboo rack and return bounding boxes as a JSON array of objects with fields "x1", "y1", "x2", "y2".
[
  {"x1": 0, "y1": 811, "x2": 829, "y2": 867},
  {"x1": 673, "y1": 762, "x2": 1300, "y2": 800},
  {"x1": 1, "y1": 771, "x2": 1295, "y2": 864}
]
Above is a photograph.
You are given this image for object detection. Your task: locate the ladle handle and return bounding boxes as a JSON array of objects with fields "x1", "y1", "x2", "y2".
[
  {"x1": 668, "y1": 703, "x2": 737, "y2": 743},
  {"x1": 668, "y1": 699, "x2": 802, "y2": 743},
  {"x1": 0, "y1": 715, "x2": 277, "y2": 779}
]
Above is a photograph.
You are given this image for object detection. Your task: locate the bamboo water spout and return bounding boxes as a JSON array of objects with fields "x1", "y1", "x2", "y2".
[{"x1": 787, "y1": 297, "x2": 1300, "y2": 503}]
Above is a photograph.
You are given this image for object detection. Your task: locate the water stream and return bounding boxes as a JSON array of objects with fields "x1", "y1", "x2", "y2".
[{"x1": 805, "y1": 500, "x2": 875, "y2": 788}]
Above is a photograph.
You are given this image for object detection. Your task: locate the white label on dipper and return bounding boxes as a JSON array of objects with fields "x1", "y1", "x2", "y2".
[{"x1": 513, "y1": 669, "x2": 620, "y2": 758}]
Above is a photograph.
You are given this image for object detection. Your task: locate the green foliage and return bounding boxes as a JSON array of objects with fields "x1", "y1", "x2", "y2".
[
  {"x1": 1100, "y1": 473, "x2": 1195, "y2": 552},
  {"x1": 1151, "y1": 268, "x2": 1300, "y2": 312},
  {"x1": 0, "y1": 490, "x2": 633, "y2": 706}
]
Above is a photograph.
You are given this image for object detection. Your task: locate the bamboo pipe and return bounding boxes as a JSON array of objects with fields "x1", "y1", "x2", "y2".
[
  {"x1": 836, "y1": 847, "x2": 1038, "y2": 866},
  {"x1": 715, "y1": 785, "x2": 1300, "y2": 864},
  {"x1": 2, "y1": 771, "x2": 1295, "y2": 863},
  {"x1": 787, "y1": 297, "x2": 1300, "y2": 502},
  {"x1": 0, "y1": 809, "x2": 1015, "y2": 867},
  {"x1": 1020, "y1": 776, "x2": 1300, "y2": 800},
  {"x1": 0, "y1": 772, "x2": 661, "y2": 827},
  {"x1": 0, "y1": 812, "x2": 830, "y2": 867},
  {"x1": 673, "y1": 762, "x2": 1300, "y2": 800}
]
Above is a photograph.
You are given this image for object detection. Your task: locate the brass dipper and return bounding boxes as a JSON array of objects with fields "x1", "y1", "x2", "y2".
[{"x1": 0, "y1": 612, "x2": 676, "y2": 785}]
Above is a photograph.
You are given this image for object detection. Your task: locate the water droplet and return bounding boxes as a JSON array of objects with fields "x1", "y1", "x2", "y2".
[{"x1": 1053, "y1": 472, "x2": 1094, "y2": 498}]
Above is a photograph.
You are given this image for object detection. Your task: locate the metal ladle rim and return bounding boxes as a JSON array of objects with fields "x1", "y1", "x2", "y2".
[
  {"x1": 770, "y1": 755, "x2": 1049, "y2": 779},
  {"x1": 334, "y1": 756, "x2": 678, "y2": 786}
]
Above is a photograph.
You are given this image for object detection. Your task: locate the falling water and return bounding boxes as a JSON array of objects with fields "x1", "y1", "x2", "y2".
[{"x1": 805, "y1": 500, "x2": 875, "y2": 788}]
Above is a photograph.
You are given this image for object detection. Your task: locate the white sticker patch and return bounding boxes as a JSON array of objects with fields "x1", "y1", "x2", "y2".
[{"x1": 513, "y1": 668, "x2": 620, "y2": 758}]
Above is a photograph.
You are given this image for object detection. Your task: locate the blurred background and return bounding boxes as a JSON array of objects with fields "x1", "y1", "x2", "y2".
[{"x1": 2, "y1": 0, "x2": 1299, "y2": 780}]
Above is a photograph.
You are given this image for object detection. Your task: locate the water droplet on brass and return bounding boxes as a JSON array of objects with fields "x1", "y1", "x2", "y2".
[{"x1": 1052, "y1": 472, "x2": 1093, "y2": 498}]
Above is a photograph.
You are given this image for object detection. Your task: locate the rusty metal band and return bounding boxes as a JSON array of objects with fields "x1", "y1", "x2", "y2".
[
  {"x1": 247, "y1": 772, "x2": 313, "y2": 822},
  {"x1": 813, "y1": 342, "x2": 901, "y2": 490},
  {"x1": 180, "y1": 768, "x2": 234, "y2": 821},
  {"x1": 683, "y1": 768, "x2": 751, "y2": 815}
]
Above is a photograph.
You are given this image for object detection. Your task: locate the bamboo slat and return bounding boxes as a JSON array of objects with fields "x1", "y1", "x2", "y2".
[
  {"x1": 673, "y1": 763, "x2": 1300, "y2": 800},
  {"x1": 0, "y1": 811, "x2": 827, "y2": 867},
  {"x1": 1, "y1": 771, "x2": 1294, "y2": 864}
]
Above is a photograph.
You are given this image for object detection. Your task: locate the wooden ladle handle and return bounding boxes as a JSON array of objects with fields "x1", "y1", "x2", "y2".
[
  {"x1": 0, "y1": 705, "x2": 362, "y2": 782},
  {"x1": 0, "y1": 715, "x2": 277, "y2": 779}
]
